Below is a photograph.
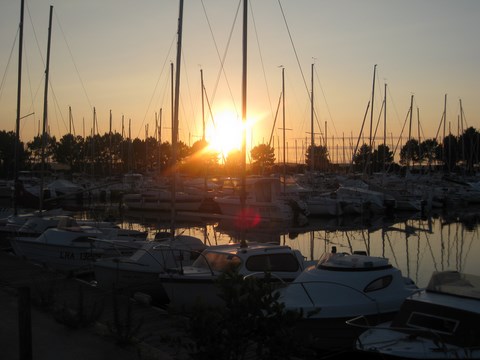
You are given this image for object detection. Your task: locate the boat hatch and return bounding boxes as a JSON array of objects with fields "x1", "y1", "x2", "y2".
[{"x1": 407, "y1": 312, "x2": 458, "y2": 335}]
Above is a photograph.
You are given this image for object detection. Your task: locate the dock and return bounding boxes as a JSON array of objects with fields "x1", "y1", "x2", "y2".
[{"x1": 0, "y1": 250, "x2": 193, "y2": 360}]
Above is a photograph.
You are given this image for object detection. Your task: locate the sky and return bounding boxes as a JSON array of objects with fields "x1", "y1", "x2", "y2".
[{"x1": 1, "y1": 0, "x2": 479, "y2": 164}]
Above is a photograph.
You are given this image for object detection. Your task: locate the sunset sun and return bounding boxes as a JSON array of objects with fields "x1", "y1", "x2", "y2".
[{"x1": 206, "y1": 110, "x2": 244, "y2": 160}]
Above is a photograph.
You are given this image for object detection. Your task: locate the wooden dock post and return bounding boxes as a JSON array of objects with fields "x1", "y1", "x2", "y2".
[{"x1": 18, "y1": 286, "x2": 32, "y2": 360}]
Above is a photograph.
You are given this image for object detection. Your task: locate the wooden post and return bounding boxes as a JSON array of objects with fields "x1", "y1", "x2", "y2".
[{"x1": 18, "y1": 287, "x2": 32, "y2": 360}]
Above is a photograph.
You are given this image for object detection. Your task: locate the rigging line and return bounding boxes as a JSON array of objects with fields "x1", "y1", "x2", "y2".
[
  {"x1": 313, "y1": 65, "x2": 336, "y2": 137},
  {"x1": 0, "y1": 29, "x2": 18, "y2": 101},
  {"x1": 200, "y1": 0, "x2": 240, "y2": 116},
  {"x1": 268, "y1": 91, "x2": 283, "y2": 147},
  {"x1": 23, "y1": 45, "x2": 42, "y2": 137},
  {"x1": 391, "y1": 107, "x2": 410, "y2": 160},
  {"x1": 53, "y1": 9, "x2": 92, "y2": 110},
  {"x1": 412, "y1": 97, "x2": 430, "y2": 141},
  {"x1": 386, "y1": 84, "x2": 403, "y2": 131},
  {"x1": 250, "y1": 0, "x2": 275, "y2": 127},
  {"x1": 48, "y1": 80, "x2": 68, "y2": 136},
  {"x1": 136, "y1": 33, "x2": 176, "y2": 140},
  {"x1": 372, "y1": 100, "x2": 385, "y2": 144},
  {"x1": 277, "y1": 0, "x2": 310, "y2": 102},
  {"x1": 434, "y1": 108, "x2": 444, "y2": 142},
  {"x1": 203, "y1": 84, "x2": 226, "y2": 164},
  {"x1": 25, "y1": 1, "x2": 45, "y2": 68},
  {"x1": 178, "y1": 51, "x2": 195, "y2": 139},
  {"x1": 348, "y1": 101, "x2": 370, "y2": 173}
]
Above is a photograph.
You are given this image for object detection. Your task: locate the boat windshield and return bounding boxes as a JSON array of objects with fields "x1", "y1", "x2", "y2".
[
  {"x1": 427, "y1": 271, "x2": 480, "y2": 300},
  {"x1": 192, "y1": 252, "x2": 242, "y2": 272}
]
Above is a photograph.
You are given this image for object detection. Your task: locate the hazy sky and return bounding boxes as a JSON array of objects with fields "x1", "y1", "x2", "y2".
[{"x1": 1, "y1": 0, "x2": 479, "y2": 162}]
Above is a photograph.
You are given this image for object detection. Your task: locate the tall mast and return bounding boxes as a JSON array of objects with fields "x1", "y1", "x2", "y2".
[
  {"x1": 407, "y1": 94, "x2": 414, "y2": 170},
  {"x1": 13, "y1": 0, "x2": 25, "y2": 215},
  {"x1": 369, "y1": 64, "x2": 377, "y2": 149},
  {"x1": 240, "y1": 0, "x2": 248, "y2": 216},
  {"x1": 171, "y1": 0, "x2": 184, "y2": 235},
  {"x1": 383, "y1": 83, "x2": 387, "y2": 172},
  {"x1": 39, "y1": 5, "x2": 53, "y2": 212},
  {"x1": 158, "y1": 108, "x2": 162, "y2": 174},
  {"x1": 282, "y1": 67, "x2": 286, "y2": 194},
  {"x1": 443, "y1": 94, "x2": 447, "y2": 170},
  {"x1": 239, "y1": 0, "x2": 248, "y2": 246},
  {"x1": 200, "y1": 69, "x2": 205, "y2": 141},
  {"x1": 366, "y1": 64, "x2": 377, "y2": 176},
  {"x1": 310, "y1": 63, "x2": 314, "y2": 172}
]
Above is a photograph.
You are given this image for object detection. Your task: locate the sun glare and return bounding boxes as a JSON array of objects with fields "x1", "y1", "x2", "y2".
[{"x1": 206, "y1": 110, "x2": 244, "y2": 160}]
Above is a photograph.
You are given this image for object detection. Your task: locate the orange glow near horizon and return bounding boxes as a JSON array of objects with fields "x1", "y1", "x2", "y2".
[{"x1": 206, "y1": 110, "x2": 250, "y2": 161}]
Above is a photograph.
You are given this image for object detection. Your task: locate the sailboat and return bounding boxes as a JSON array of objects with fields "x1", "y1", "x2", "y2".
[
  {"x1": 213, "y1": 38, "x2": 308, "y2": 227},
  {"x1": 12, "y1": 0, "x2": 49, "y2": 211},
  {"x1": 122, "y1": 23, "x2": 204, "y2": 214},
  {"x1": 93, "y1": 1, "x2": 206, "y2": 299}
]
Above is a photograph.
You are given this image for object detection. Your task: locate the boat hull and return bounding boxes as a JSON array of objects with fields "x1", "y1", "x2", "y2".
[{"x1": 10, "y1": 237, "x2": 137, "y2": 273}]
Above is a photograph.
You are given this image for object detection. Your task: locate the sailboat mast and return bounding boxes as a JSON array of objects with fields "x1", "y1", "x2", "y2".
[
  {"x1": 383, "y1": 83, "x2": 387, "y2": 172},
  {"x1": 39, "y1": 5, "x2": 53, "y2": 212},
  {"x1": 310, "y1": 63, "x2": 314, "y2": 172},
  {"x1": 407, "y1": 94, "x2": 414, "y2": 170},
  {"x1": 201, "y1": 68, "x2": 205, "y2": 141},
  {"x1": 171, "y1": 0, "x2": 184, "y2": 235},
  {"x1": 240, "y1": 0, "x2": 248, "y2": 215},
  {"x1": 282, "y1": 67, "x2": 286, "y2": 194},
  {"x1": 369, "y1": 64, "x2": 377, "y2": 150},
  {"x1": 13, "y1": 0, "x2": 25, "y2": 215}
]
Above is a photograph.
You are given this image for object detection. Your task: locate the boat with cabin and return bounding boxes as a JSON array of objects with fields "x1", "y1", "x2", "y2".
[
  {"x1": 352, "y1": 270, "x2": 480, "y2": 359},
  {"x1": 275, "y1": 247, "x2": 418, "y2": 351}
]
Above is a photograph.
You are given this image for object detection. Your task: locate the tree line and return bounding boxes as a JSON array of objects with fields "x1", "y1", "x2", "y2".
[{"x1": 1, "y1": 126, "x2": 480, "y2": 179}]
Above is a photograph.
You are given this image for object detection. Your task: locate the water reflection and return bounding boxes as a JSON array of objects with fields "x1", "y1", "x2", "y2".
[{"x1": 109, "y1": 206, "x2": 480, "y2": 289}]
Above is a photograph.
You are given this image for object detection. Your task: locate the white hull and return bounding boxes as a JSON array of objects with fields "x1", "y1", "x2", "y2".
[
  {"x1": 355, "y1": 271, "x2": 480, "y2": 359},
  {"x1": 10, "y1": 228, "x2": 142, "y2": 273},
  {"x1": 277, "y1": 251, "x2": 417, "y2": 351},
  {"x1": 123, "y1": 192, "x2": 203, "y2": 212},
  {"x1": 94, "y1": 236, "x2": 207, "y2": 302},
  {"x1": 215, "y1": 197, "x2": 294, "y2": 221},
  {"x1": 305, "y1": 194, "x2": 343, "y2": 216}
]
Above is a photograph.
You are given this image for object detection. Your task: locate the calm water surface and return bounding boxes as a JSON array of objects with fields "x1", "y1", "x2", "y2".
[{"x1": 85, "y1": 204, "x2": 480, "y2": 289}]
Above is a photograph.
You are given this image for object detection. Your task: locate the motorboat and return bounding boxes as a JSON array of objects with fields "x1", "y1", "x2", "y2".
[
  {"x1": 353, "y1": 270, "x2": 480, "y2": 359},
  {"x1": 305, "y1": 192, "x2": 345, "y2": 216},
  {"x1": 0, "y1": 214, "x2": 147, "y2": 249},
  {"x1": 9, "y1": 218, "x2": 147, "y2": 274},
  {"x1": 93, "y1": 234, "x2": 207, "y2": 303},
  {"x1": 123, "y1": 188, "x2": 204, "y2": 212},
  {"x1": 275, "y1": 247, "x2": 418, "y2": 351},
  {"x1": 159, "y1": 241, "x2": 316, "y2": 311},
  {"x1": 213, "y1": 176, "x2": 308, "y2": 226}
]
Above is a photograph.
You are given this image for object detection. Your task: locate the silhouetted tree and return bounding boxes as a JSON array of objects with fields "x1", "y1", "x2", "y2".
[
  {"x1": 419, "y1": 138, "x2": 439, "y2": 170},
  {"x1": 27, "y1": 134, "x2": 57, "y2": 171},
  {"x1": 458, "y1": 127, "x2": 479, "y2": 174},
  {"x1": 224, "y1": 150, "x2": 243, "y2": 177},
  {"x1": 400, "y1": 139, "x2": 420, "y2": 166},
  {"x1": 352, "y1": 143, "x2": 372, "y2": 172},
  {"x1": 372, "y1": 144, "x2": 393, "y2": 172},
  {"x1": 442, "y1": 134, "x2": 458, "y2": 172},
  {"x1": 182, "y1": 139, "x2": 219, "y2": 177},
  {"x1": 305, "y1": 145, "x2": 330, "y2": 171},
  {"x1": 0, "y1": 130, "x2": 24, "y2": 177},
  {"x1": 250, "y1": 143, "x2": 275, "y2": 175}
]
